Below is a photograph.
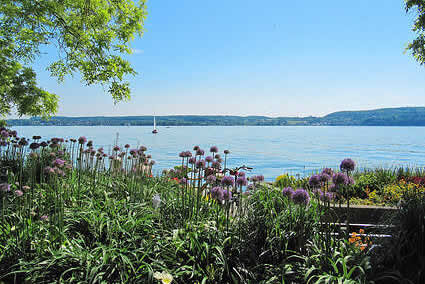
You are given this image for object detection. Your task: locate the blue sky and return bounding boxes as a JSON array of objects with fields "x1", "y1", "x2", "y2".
[{"x1": 32, "y1": 0, "x2": 424, "y2": 117}]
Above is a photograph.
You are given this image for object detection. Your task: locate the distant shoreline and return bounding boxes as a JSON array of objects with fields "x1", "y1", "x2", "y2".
[{"x1": 6, "y1": 106, "x2": 425, "y2": 127}]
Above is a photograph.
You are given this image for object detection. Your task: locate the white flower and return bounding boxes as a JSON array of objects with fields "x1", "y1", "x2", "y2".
[
  {"x1": 152, "y1": 194, "x2": 161, "y2": 209},
  {"x1": 153, "y1": 271, "x2": 173, "y2": 284}
]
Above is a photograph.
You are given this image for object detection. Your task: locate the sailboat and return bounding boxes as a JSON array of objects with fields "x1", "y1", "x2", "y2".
[{"x1": 152, "y1": 116, "x2": 158, "y2": 134}]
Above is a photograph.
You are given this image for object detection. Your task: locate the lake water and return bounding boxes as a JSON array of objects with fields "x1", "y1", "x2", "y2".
[{"x1": 12, "y1": 126, "x2": 425, "y2": 181}]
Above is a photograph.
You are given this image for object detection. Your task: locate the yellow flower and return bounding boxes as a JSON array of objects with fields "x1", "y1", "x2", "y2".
[{"x1": 154, "y1": 271, "x2": 173, "y2": 284}]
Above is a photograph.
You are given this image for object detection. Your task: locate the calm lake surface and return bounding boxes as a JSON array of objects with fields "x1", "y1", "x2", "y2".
[{"x1": 12, "y1": 126, "x2": 425, "y2": 181}]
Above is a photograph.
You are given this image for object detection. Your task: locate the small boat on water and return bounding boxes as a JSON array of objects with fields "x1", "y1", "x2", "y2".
[{"x1": 152, "y1": 116, "x2": 158, "y2": 134}]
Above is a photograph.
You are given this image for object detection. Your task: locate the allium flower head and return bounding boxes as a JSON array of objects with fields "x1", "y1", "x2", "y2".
[
  {"x1": 124, "y1": 144, "x2": 130, "y2": 148},
  {"x1": 193, "y1": 145, "x2": 200, "y2": 151},
  {"x1": 320, "y1": 192, "x2": 335, "y2": 202},
  {"x1": 210, "y1": 146, "x2": 218, "y2": 153},
  {"x1": 40, "y1": 141, "x2": 48, "y2": 147},
  {"x1": 237, "y1": 171, "x2": 246, "y2": 177},
  {"x1": 32, "y1": 135, "x2": 41, "y2": 140},
  {"x1": 78, "y1": 136, "x2": 87, "y2": 144},
  {"x1": 340, "y1": 158, "x2": 356, "y2": 172},
  {"x1": 224, "y1": 150, "x2": 230, "y2": 155},
  {"x1": 212, "y1": 161, "x2": 221, "y2": 169},
  {"x1": 113, "y1": 145, "x2": 120, "y2": 152},
  {"x1": 309, "y1": 174, "x2": 321, "y2": 188},
  {"x1": 196, "y1": 148, "x2": 205, "y2": 156},
  {"x1": 179, "y1": 151, "x2": 185, "y2": 158},
  {"x1": 179, "y1": 178, "x2": 187, "y2": 185},
  {"x1": 139, "y1": 146, "x2": 147, "y2": 152},
  {"x1": 195, "y1": 159, "x2": 205, "y2": 169},
  {"x1": 185, "y1": 151, "x2": 192, "y2": 157},
  {"x1": 236, "y1": 176, "x2": 248, "y2": 186},
  {"x1": 18, "y1": 138, "x2": 28, "y2": 146},
  {"x1": 129, "y1": 149, "x2": 137, "y2": 155},
  {"x1": 188, "y1": 157, "x2": 196, "y2": 164},
  {"x1": 1, "y1": 130, "x2": 9, "y2": 139},
  {"x1": 210, "y1": 186, "x2": 224, "y2": 201},
  {"x1": 206, "y1": 175, "x2": 216, "y2": 184},
  {"x1": 223, "y1": 189, "x2": 232, "y2": 201},
  {"x1": 282, "y1": 187, "x2": 294, "y2": 198},
  {"x1": 221, "y1": 176, "x2": 235, "y2": 187},
  {"x1": 40, "y1": 215, "x2": 49, "y2": 221},
  {"x1": 332, "y1": 172, "x2": 348, "y2": 186},
  {"x1": 215, "y1": 154, "x2": 221, "y2": 159},
  {"x1": 14, "y1": 190, "x2": 23, "y2": 197},
  {"x1": 53, "y1": 159, "x2": 65, "y2": 168},
  {"x1": 319, "y1": 172, "x2": 331, "y2": 182},
  {"x1": 205, "y1": 156, "x2": 213, "y2": 163},
  {"x1": 292, "y1": 188, "x2": 310, "y2": 205},
  {"x1": 150, "y1": 160, "x2": 156, "y2": 166}
]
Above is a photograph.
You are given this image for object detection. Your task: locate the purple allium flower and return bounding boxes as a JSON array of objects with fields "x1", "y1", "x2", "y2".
[
  {"x1": 319, "y1": 172, "x2": 331, "y2": 182},
  {"x1": 51, "y1": 137, "x2": 60, "y2": 144},
  {"x1": 87, "y1": 140, "x2": 93, "y2": 147},
  {"x1": 9, "y1": 130, "x2": 16, "y2": 137},
  {"x1": 237, "y1": 171, "x2": 246, "y2": 177},
  {"x1": 212, "y1": 161, "x2": 221, "y2": 169},
  {"x1": 124, "y1": 144, "x2": 130, "y2": 149},
  {"x1": 22, "y1": 185, "x2": 30, "y2": 191},
  {"x1": 205, "y1": 156, "x2": 213, "y2": 163},
  {"x1": 332, "y1": 172, "x2": 348, "y2": 186},
  {"x1": 309, "y1": 174, "x2": 321, "y2": 188},
  {"x1": 189, "y1": 157, "x2": 196, "y2": 164},
  {"x1": 139, "y1": 146, "x2": 147, "y2": 152},
  {"x1": 129, "y1": 149, "x2": 137, "y2": 155},
  {"x1": 340, "y1": 158, "x2": 356, "y2": 172},
  {"x1": 49, "y1": 143, "x2": 59, "y2": 149},
  {"x1": 0, "y1": 183, "x2": 10, "y2": 192},
  {"x1": 185, "y1": 151, "x2": 192, "y2": 157},
  {"x1": 206, "y1": 175, "x2": 217, "y2": 184},
  {"x1": 214, "y1": 154, "x2": 221, "y2": 159},
  {"x1": 292, "y1": 188, "x2": 310, "y2": 205},
  {"x1": 236, "y1": 176, "x2": 248, "y2": 186},
  {"x1": 0, "y1": 141, "x2": 6, "y2": 147},
  {"x1": 98, "y1": 147, "x2": 104, "y2": 153},
  {"x1": 53, "y1": 159, "x2": 65, "y2": 168},
  {"x1": 329, "y1": 184, "x2": 338, "y2": 192},
  {"x1": 320, "y1": 192, "x2": 335, "y2": 202},
  {"x1": 113, "y1": 145, "x2": 120, "y2": 152},
  {"x1": 193, "y1": 145, "x2": 200, "y2": 151},
  {"x1": 179, "y1": 151, "x2": 186, "y2": 158},
  {"x1": 221, "y1": 176, "x2": 235, "y2": 187},
  {"x1": 78, "y1": 136, "x2": 87, "y2": 144},
  {"x1": 40, "y1": 141, "x2": 48, "y2": 147},
  {"x1": 150, "y1": 160, "x2": 156, "y2": 166},
  {"x1": 224, "y1": 150, "x2": 230, "y2": 155},
  {"x1": 196, "y1": 149, "x2": 205, "y2": 156},
  {"x1": 40, "y1": 215, "x2": 49, "y2": 221},
  {"x1": 147, "y1": 154, "x2": 152, "y2": 159},
  {"x1": 211, "y1": 186, "x2": 224, "y2": 201},
  {"x1": 210, "y1": 146, "x2": 218, "y2": 153},
  {"x1": 195, "y1": 159, "x2": 205, "y2": 169},
  {"x1": 223, "y1": 189, "x2": 232, "y2": 201},
  {"x1": 1, "y1": 130, "x2": 9, "y2": 139},
  {"x1": 282, "y1": 187, "x2": 294, "y2": 198},
  {"x1": 18, "y1": 138, "x2": 28, "y2": 146},
  {"x1": 44, "y1": 166, "x2": 53, "y2": 174},
  {"x1": 14, "y1": 190, "x2": 23, "y2": 197}
]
